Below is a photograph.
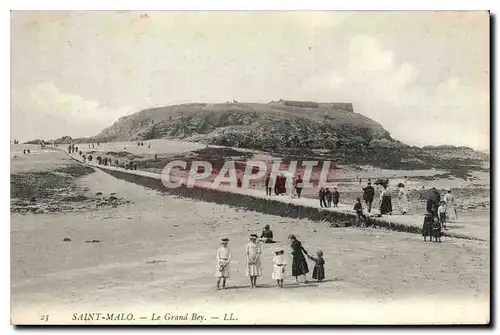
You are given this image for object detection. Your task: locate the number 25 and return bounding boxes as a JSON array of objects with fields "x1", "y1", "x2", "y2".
[{"x1": 40, "y1": 315, "x2": 49, "y2": 322}]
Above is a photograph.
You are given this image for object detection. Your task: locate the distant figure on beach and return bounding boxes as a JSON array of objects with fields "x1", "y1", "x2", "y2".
[
  {"x1": 443, "y1": 189, "x2": 458, "y2": 220},
  {"x1": 265, "y1": 174, "x2": 272, "y2": 196},
  {"x1": 308, "y1": 250, "x2": 325, "y2": 283},
  {"x1": 397, "y1": 183, "x2": 409, "y2": 215},
  {"x1": 154, "y1": 154, "x2": 158, "y2": 162},
  {"x1": 246, "y1": 234, "x2": 262, "y2": 288},
  {"x1": 295, "y1": 175, "x2": 303, "y2": 198},
  {"x1": 259, "y1": 224, "x2": 274, "y2": 243},
  {"x1": 274, "y1": 175, "x2": 280, "y2": 195},
  {"x1": 325, "y1": 188, "x2": 332, "y2": 207},
  {"x1": 215, "y1": 238, "x2": 231, "y2": 290},
  {"x1": 27, "y1": 149, "x2": 30, "y2": 154},
  {"x1": 319, "y1": 187, "x2": 327, "y2": 208},
  {"x1": 289, "y1": 234, "x2": 309, "y2": 285},
  {"x1": 332, "y1": 187, "x2": 340, "y2": 207},
  {"x1": 237, "y1": 178, "x2": 242, "y2": 188},
  {"x1": 363, "y1": 182, "x2": 375, "y2": 213},
  {"x1": 272, "y1": 248, "x2": 287, "y2": 288},
  {"x1": 23, "y1": 149, "x2": 26, "y2": 154},
  {"x1": 379, "y1": 184, "x2": 392, "y2": 215}
]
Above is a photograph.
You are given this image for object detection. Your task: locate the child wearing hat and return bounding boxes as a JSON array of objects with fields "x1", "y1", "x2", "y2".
[
  {"x1": 215, "y1": 238, "x2": 231, "y2": 290},
  {"x1": 307, "y1": 250, "x2": 326, "y2": 283},
  {"x1": 272, "y1": 247, "x2": 287, "y2": 288},
  {"x1": 246, "y1": 234, "x2": 263, "y2": 288}
]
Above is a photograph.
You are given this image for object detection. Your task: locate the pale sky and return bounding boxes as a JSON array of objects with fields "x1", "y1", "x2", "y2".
[{"x1": 11, "y1": 11, "x2": 489, "y2": 150}]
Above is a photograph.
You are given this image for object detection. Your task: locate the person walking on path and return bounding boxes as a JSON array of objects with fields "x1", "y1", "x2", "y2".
[
  {"x1": 288, "y1": 234, "x2": 309, "y2": 285},
  {"x1": 319, "y1": 187, "x2": 327, "y2": 208},
  {"x1": 245, "y1": 234, "x2": 263, "y2": 288},
  {"x1": 362, "y1": 182, "x2": 375, "y2": 213},
  {"x1": 215, "y1": 238, "x2": 231, "y2": 290},
  {"x1": 295, "y1": 175, "x2": 303, "y2": 199},
  {"x1": 443, "y1": 189, "x2": 458, "y2": 220},
  {"x1": 325, "y1": 188, "x2": 333, "y2": 207},
  {"x1": 332, "y1": 187, "x2": 340, "y2": 207},
  {"x1": 397, "y1": 183, "x2": 409, "y2": 215},
  {"x1": 379, "y1": 184, "x2": 393, "y2": 215},
  {"x1": 265, "y1": 174, "x2": 272, "y2": 196}
]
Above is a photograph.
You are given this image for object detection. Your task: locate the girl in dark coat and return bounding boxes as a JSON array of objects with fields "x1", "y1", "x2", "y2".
[
  {"x1": 422, "y1": 212, "x2": 435, "y2": 242},
  {"x1": 288, "y1": 234, "x2": 309, "y2": 285},
  {"x1": 308, "y1": 250, "x2": 325, "y2": 282}
]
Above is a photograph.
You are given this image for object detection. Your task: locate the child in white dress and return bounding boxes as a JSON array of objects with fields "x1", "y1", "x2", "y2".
[
  {"x1": 246, "y1": 234, "x2": 263, "y2": 288},
  {"x1": 272, "y1": 248, "x2": 287, "y2": 288},
  {"x1": 215, "y1": 238, "x2": 231, "y2": 290}
]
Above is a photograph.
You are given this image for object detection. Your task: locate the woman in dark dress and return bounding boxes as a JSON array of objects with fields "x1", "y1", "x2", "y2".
[
  {"x1": 379, "y1": 185, "x2": 393, "y2": 215},
  {"x1": 288, "y1": 234, "x2": 309, "y2": 285}
]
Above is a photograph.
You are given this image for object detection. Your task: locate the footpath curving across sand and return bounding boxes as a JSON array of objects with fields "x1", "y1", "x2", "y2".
[{"x1": 65, "y1": 151, "x2": 489, "y2": 242}]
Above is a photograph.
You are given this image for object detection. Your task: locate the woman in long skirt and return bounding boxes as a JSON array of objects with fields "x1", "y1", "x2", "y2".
[
  {"x1": 245, "y1": 234, "x2": 263, "y2": 288},
  {"x1": 379, "y1": 185, "x2": 393, "y2": 215},
  {"x1": 397, "y1": 183, "x2": 409, "y2": 215},
  {"x1": 288, "y1": 234, "x2": 309, "y2": 285}
]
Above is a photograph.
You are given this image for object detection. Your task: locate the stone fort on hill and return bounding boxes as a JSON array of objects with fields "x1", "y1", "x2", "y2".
[{"x1": 269, "y1": 99, "x2": 354, "y2": 112}]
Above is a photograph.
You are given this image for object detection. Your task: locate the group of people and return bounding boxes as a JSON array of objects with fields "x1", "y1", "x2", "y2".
[
  {"x1": 215, "y1": 233, "x2": 325, "y2": 290},
  {"x1": 264, "y1": 174, "x2": 304, "y2": 199},
  {"x1": 22, "y1": 149, "x2": 31, "y2": 154},
  {"x1": 422, "y1": 188, "x2": 457, "y2": 242},
  {"x1": 318, "y1": 187, "x2": 340, "y2": 208}
]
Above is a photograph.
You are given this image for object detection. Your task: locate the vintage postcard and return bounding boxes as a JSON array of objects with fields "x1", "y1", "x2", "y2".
[{"x1": 10, "y1": 11, "x2": 490, "y2": 325}]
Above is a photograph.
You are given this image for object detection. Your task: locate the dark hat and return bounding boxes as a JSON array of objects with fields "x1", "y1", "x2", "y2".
[
  {"x1": 250, "y1": 234, "x2": 258, "y2": 238},
  {"x1": 264, "y1": 224, "x2": 270, "y2": 229},
  {"x1": 288, "y1": 234, "x2": 296, "y2": 240},
  {"x1": 221, "y1": 238, "x2": 229, "y2": 242}
]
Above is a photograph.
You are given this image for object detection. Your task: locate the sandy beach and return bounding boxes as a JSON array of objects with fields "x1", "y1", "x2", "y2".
[{"x1": 10, "y1": 145, "x2": 490, "y2": 324}]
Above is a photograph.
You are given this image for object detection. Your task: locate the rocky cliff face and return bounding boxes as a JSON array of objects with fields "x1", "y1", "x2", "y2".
[{"x1": 94, "y1": 102, "x2": 392, "y2": 151}]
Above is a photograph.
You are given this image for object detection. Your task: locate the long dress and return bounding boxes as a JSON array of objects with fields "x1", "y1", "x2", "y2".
[
  {"x1": 245, "y1": 241, "x2": 263, "y2": 276},
  {"x1": 271, "y1": 254, "x2": 287, "y2": 280},
  {"x1": 397, "y1": 187, "x2": 409, "y2": 214},
  {"x1": 443, "y1": 193, "x2": 457, "y2": 220},
  {"x1": 291, "y1": 240, "x2": 309, "y2": 276},
  {"x1": 215, "y1": 246, "x2": 231, "y2": 278},
  {"x1": 380, "y1": 189, "x2": 393, "y2": 214}
]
